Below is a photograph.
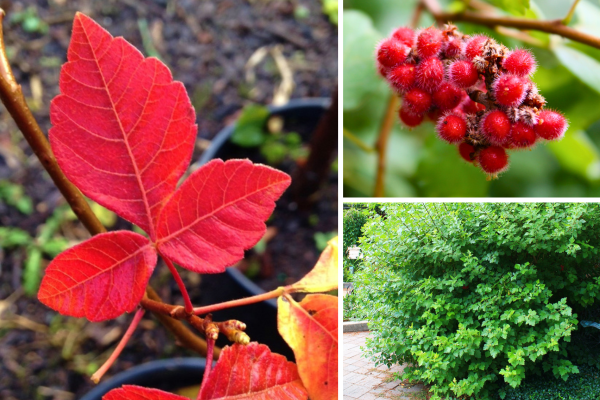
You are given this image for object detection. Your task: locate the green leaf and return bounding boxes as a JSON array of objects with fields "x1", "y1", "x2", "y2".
[
  {"x1": 343, "y1": 10, "x2": 384, "y2": 111},
  {"x1": 23, "y1": 248, "x2": 42, "y2": 296},
  {"x1": 230, "y1": 105, "x2": 270, "y2": 147},
  {"x1": 40, "y1": 238, "x2": 69, "y2": 257},
  {"x1": 321, "y1": 0, "x2": 338, "y2": 25},
  {"x1": 416, "y1": 135, "x2": 490, "y2": 197},
  {"x1": 554, "y1": 45, "x2": 600, "y2": 95},
  {"x1": 0, "y1": 227, "x2": 32, "y2": 248},
  {"x1": 547, "y1": 130, "x2": 600, "y2": 183}
]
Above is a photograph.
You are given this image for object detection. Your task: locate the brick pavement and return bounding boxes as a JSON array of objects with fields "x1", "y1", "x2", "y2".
[{"x1": 343, "y1": 331, "x2": 427, "y2": 400}]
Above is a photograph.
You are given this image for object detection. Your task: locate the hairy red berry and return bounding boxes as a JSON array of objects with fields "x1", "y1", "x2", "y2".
[
  {"x1": 392, "y1": 27, "x2": 416, "y2": 47},
  {"x1": 416, "y1": 57, "x2": 445, "y2": 93},
  {"x1": 444, "y1": 38, "x2": 463, "y2": 58},
  {"x1": 535, "y1": 110, "x2": 568, "y2": 140},
  {"x1": 404, "y1": 88, "x2": 432, "y2": 114},
  {"x1": 479, "y1": 146, "x2": 509, "y2": 174},
  {"x1": 480, "y1": 110, "x2": 511, "y2": 145},
  {"x1": 437, "y1": 112, "x2": 467, "y2": 144},
  {"x1": 432, "y1": 82, "x2": 462, "y2": 110},
  {"x1": 509, "y1": 121, "x2": 537, "y2": 148},
  {"x1": 464, "y1": 35, "x2": 489, "y2": 60},
  {"x1": 503, "y1": 49, "x2": 536, "y2": 76},
  {"x1": 388, "y1": 63, "x2": 416, "y2": 92},
  {"x1": 493, "y1": 74, "x2": 528, "y2": 107},
  {"x1": 458, "y1": 142, "x2": 476, "y2": 162},
  {"x1": 399, "y1": 106, "x2": 424, "y2": 127},
  {"x1": 416, "y1": 27, "x2": 443, "y2": 58},
  {"x1": 376, "y1": 38, "x2": 408, "y2": 70},
  {"x1": 448, "y1": 60, "x2": 479, "y2": 88}
]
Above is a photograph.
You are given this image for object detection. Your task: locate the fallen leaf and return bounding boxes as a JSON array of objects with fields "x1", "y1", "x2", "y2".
[
  {"x1": 198, "y1": 342, "x2": 307, "y2": 399},
  {"x1": 38, "y1": 231, "x2": 156, "y2": 322},
  {"x1": 277, "y1": 294, "x2": 338, "y2": 400}
]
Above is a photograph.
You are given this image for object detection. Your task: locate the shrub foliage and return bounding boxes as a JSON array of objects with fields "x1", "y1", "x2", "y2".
[
  {"x1": 343, "y1": 205, "x2": 367, "y2": 281},
  {"x1": 353, "y1": 203, "x2": 600, "y2": 399}
]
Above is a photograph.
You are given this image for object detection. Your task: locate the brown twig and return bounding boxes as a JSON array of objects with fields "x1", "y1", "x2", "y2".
[
  {"x1": 373, "y1": 4, "x2": 422, "y2": 197},
  {"x1": 373, "y1": 95, "x2": 398, "y2": 197},
  {"x1": 0, "y1": 8, "x2": 210, "y2": 358},
  {"x1": 422, "y1": 1, "x2": 600, "y2": 50}
]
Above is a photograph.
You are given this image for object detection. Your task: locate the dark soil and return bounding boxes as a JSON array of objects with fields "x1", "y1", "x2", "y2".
[{"x1": 0, "y1": 0, "x2": 337, "y2": 399}]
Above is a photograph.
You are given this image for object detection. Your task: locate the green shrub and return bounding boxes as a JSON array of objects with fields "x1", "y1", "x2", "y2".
[
  {"x1": 353, "y1": 203, "x2": 600, "y2": 400},
  {"x1": 343, "y1": 205, "x2": 367, "y2": 281}
]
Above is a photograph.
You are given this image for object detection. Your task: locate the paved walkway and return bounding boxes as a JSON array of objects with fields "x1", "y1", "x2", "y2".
[{"x1": 343, "y1": 331, "x2": 427, "y2": 400}]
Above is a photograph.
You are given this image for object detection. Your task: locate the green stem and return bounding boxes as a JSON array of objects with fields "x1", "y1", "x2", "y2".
[
  {"x1": 343, "y1": 128, "x2": 375, "y2": 153},
  {"x1": 563, "y1": 0, "x2": 581, "y2": 25}
]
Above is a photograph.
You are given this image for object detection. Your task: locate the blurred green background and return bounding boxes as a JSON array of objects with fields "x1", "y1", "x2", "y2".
[{"x1": 343, "y1": 0, "x2": 600, "y2": 197}]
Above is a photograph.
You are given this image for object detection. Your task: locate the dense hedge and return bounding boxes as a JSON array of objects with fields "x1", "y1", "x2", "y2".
[
  {"x1": 343, "y1": 206, "x2": 367, "y2": 281},
  {"x1": 353, "y1": 203, "x2": 600, "y2": 400}
]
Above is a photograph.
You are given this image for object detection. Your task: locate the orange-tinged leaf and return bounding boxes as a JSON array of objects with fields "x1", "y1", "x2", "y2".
[
  {"x1": 38, "y1": 231, "x2": 156, "y2": 322},
  {"x1": 277, "y1": 294, "x2": 338, "y2": 400},
  {"x1": 289, "y1": 236, "x2": 338, "y2": 293},
  {"x1": 103, "y1": 385, "x2": 188, "y2": 399},
  {"x1": 198, "y1": 342, "x2": 308, "y2": 400},
  {"x1": 50, "y1": 13, "x2": 196, "y2": 238},
  {"x1": 156, "y1": 159, "x2": 291, "y2": 274}
]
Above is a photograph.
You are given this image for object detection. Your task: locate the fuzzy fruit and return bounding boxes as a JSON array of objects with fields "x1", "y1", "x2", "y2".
[
  {"x1": 480, "y1": 110, "x2": 511, "y2": 145},
  {"x1": 493, "y1": 74, "x2": 528, "y2": 107},
  {"x1": 464, "y1": 35, "x2": 488, "y2": 60},
  {"x1": 449, "y1": 60, "x2": 479, "y2": 88},
  {"x1": 388, "y1": 63, "x2": 416, "y2": 92},
  {"x1": 509, "y1": 122, "x2": 537, "y2": 148},
  {"x1": 458, "y1": 142, "x2": 476, "y2": 162},
  {"x1": 399, "y1": 106, "x2": 424, "y2": 127},
  {"x1": 432, "y1": 82, "x2": 462, "y2": 110},
  {"x1": 503, "y1": 49, "x2": 536, "y2": 76},
  {"x1": 376, "y1": 38, "x2": 408, "y2": 70},
  {"x1": 392, "y1": 27, "x2": 416, "y2": 47},
  {"x1": 444, "y1": 38, "x2": 463, "y2": 58},
  {"x1": 437, "y1": 113, "x2": 467, "y2": 144},
  {"x1": 416, "y1": 27, "x2": 443, "y2": 58},
  {"x1": 416, "y1": 57, "x2": 444, "y2": 93},
  {"x1": 479, "y1": 146, "x2": 509, "y2": 174},
  {"x1": 535, "y1": 110, "x2": 567, "y2": 140},
  {"x1": 404, "y1": 87, "x2": 432, "y2": 114}
]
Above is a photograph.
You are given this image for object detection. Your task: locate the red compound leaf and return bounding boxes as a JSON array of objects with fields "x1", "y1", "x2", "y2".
[
  {"x1": 50, "y1": 13, "x2": 196, "y2": 238},
  {"x1": 198, "y1": 342, "x2": 308, "y2": 400},
  {"x1": 104, "y1": 385, "x2": 188, "y2": 400},
  {"x1": 156, "y1": 159, "x2": 291, "y2": 274},
  {"x1": 38, "y1": 231, "x2": 156, "y2": 322}
]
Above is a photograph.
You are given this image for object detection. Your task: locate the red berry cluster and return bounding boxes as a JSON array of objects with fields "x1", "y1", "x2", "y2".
[{"x1": 376, "y1": 25, "x2": 568, "y2": 177}]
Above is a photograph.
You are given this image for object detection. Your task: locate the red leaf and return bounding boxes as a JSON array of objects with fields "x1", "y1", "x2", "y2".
[
  {"x1": 156, "y1": 159, "x2": 291, "y2": 273},
  {"x1": 50, "y1": 13, "x2": 196, "y2": 238},
  {"x1": 38, "y1": 231, "x2": 156, "y2": 322},
  {"x1": 198, "y1": 342, "x2": 308, "y2": 399},
  {"x1": 103, "y1": 385, "x2": 188, "y2": 400}
]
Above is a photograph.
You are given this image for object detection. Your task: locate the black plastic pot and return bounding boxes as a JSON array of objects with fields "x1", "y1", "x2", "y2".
[
  {"x1": 80, "y1": 358, "x2": 206, "y2": 400},
  {"x1": 195, "y1": 98, "x2": 330, "y2": 361}
]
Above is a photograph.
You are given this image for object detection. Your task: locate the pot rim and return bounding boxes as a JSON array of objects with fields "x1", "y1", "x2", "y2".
[{"x1": 80, "y1": 357, "x2": 207, "y2": 400}]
